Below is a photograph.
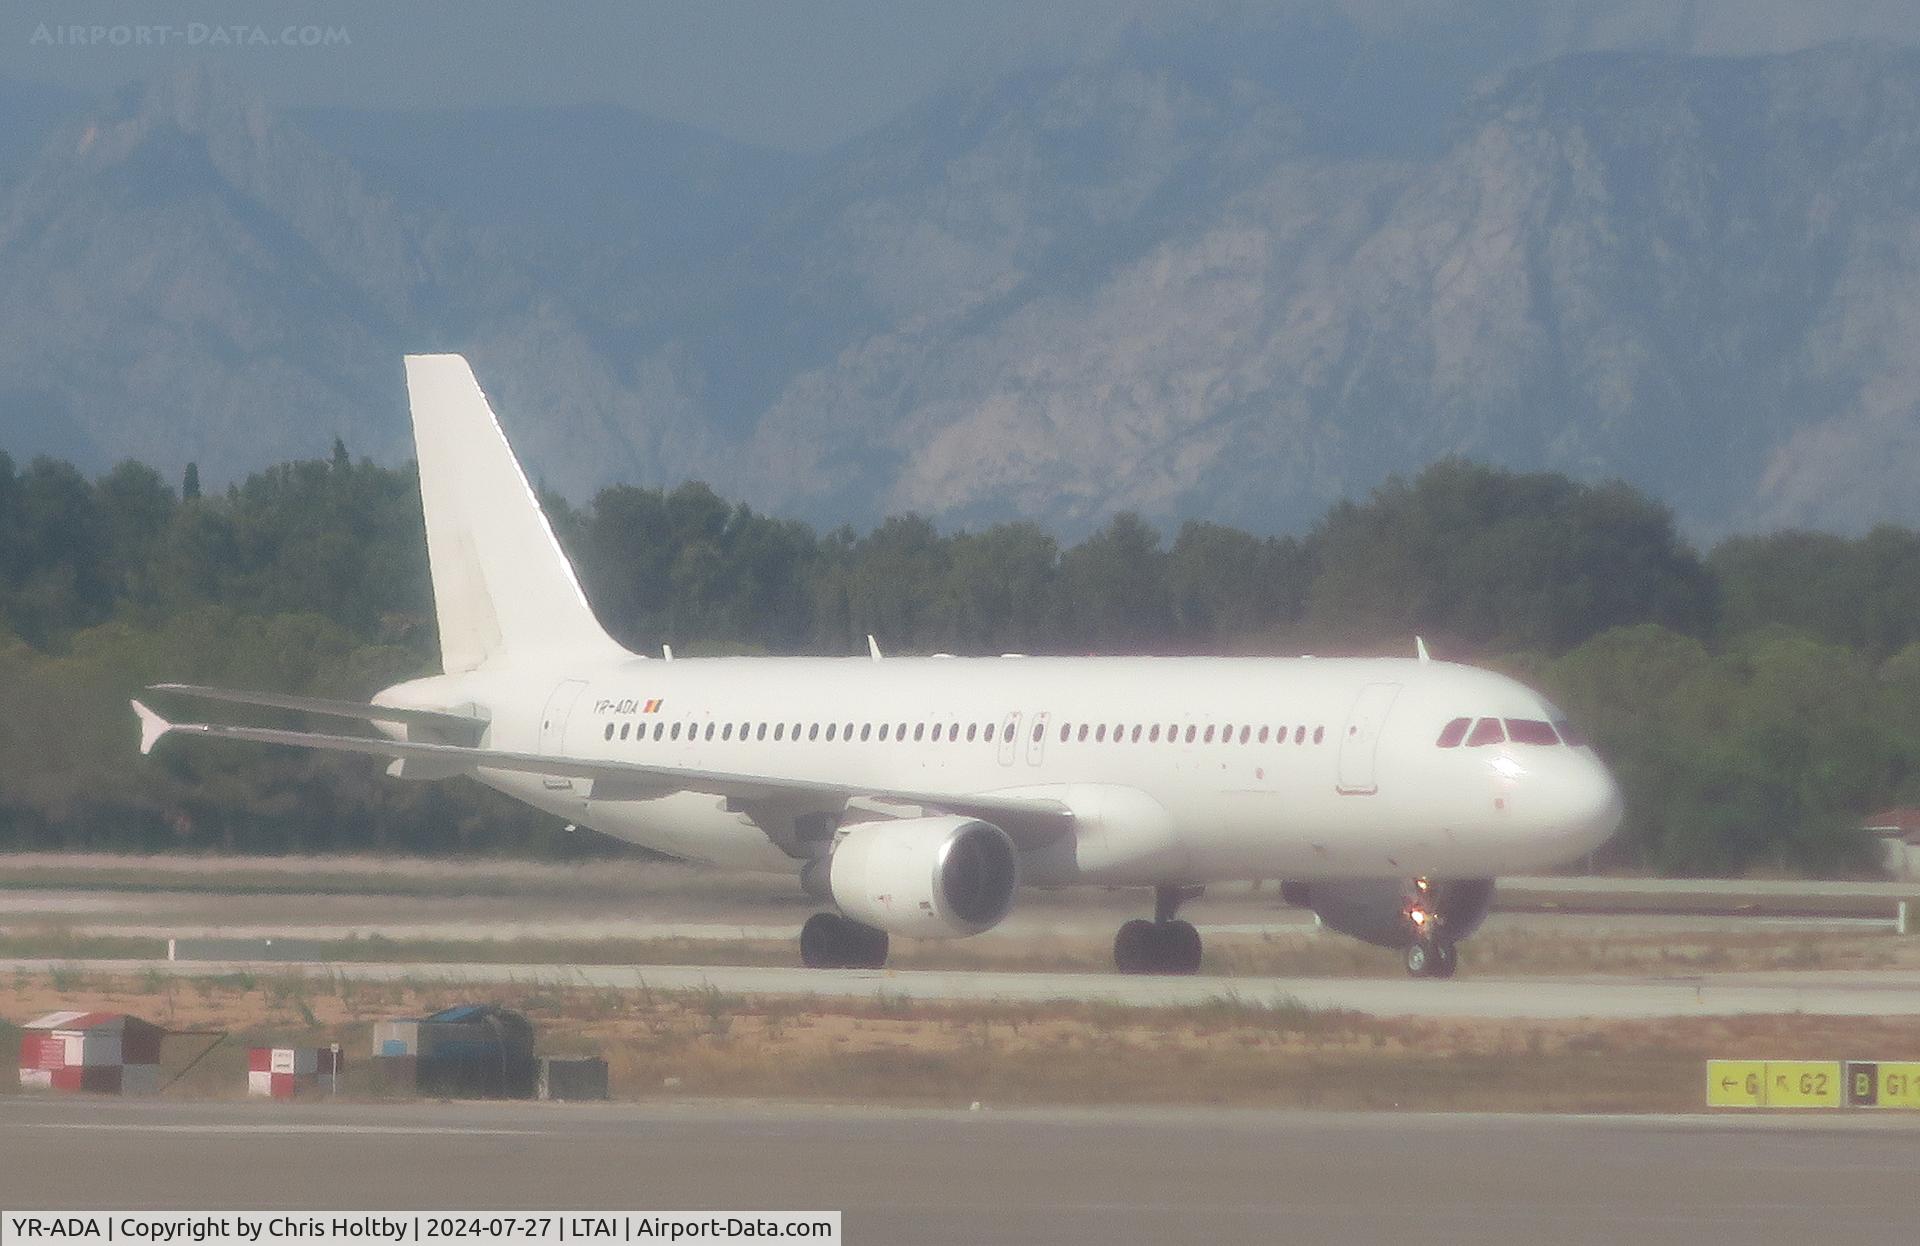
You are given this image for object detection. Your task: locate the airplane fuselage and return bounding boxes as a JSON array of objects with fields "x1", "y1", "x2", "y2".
[{"x1": 380, "y1": 653, "x2": 1622, "y2": 886}]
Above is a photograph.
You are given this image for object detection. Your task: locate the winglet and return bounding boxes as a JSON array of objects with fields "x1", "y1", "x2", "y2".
[
  {"x1": 867, "y1": 634, "x2": 883, "y2": 662},
  {"x1": 131, "y1": 700, "x2": 173, "y2": 755},
  {"x1": 1415, "y1": 636, "x2": 1431, "y2": 663}
]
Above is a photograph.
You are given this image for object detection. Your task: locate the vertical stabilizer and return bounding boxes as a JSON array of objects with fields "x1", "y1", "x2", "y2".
[{"x1": 403, "y1": 354, "x2": 626, "y2": 673}]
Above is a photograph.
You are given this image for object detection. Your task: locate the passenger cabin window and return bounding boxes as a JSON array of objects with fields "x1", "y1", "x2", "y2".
[
  {"x1": 603, "y1": 723, "x2": 614, "y2": 741},
  {"x1": 1185, "y1": 726, "x2": 1197, "y2": 743},
  {"x1": 1505, "y1": 718, "x2": 1560, "y2": 746},
  {"x1": 1313, "y1": 726, "x2": 1325, "y2": 744},
  {"x1": 774, "y1": 724, "x2": 785, "y2": 741},
  {"x1": 1464, "y1": 718, "x2": 1506, "y2": 747},
  {"x1": 1149, "y1": 724, "x2": 1161, "y2": 742},
  {"x1": 1435, "y1": 717, "x2": 1471, "y2": 748},
  {"x1": 1131, "y1": 725, "x2": 1143, "y2": 743},
  {"x1": 1293, "y1": 726, "x2": 1305, "y2": 744},
  {"x1": 1258, "y1": 726, "x2": 1269, "y2": 743},
  {"x1": 1032, "y1": 723, "x2": 1044, "y2": 742}
]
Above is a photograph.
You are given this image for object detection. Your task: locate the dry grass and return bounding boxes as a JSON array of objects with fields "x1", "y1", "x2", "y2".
[
  {"x1": 3, "y1": 922, "x2": 1915, "y2": 979},
  {"x1": 5, "y1": 969, "x2": 1918, "y2": 1113}
]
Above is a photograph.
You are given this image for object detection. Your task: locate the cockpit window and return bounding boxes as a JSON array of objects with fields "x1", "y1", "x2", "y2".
[
  {"x1": 1505, "y1": 718, "x2": 1559, "y2": 745},
  {"x1": 1435, "y1": 717, "x2": 1471, "y2": 748},
  {"x1": 1464, "y1": 717, "x2": 1506, "y2": 747},
  {"x1": 1552, "y1": 719, "x2": 1588, "y2": 747}
]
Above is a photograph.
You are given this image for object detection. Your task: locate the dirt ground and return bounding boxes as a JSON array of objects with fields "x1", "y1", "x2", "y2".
[{"x1": 5, "y1": 969, "x2": 1917, "y2": 1113}]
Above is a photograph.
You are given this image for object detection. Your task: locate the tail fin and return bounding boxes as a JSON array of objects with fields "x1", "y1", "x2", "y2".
[{"x1": 404, "y1": 354, "x2": 627, "y2": 673}]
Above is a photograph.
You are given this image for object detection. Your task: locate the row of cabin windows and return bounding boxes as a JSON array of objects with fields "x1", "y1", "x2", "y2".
[
  {"x1": 605, "y1": 718, "x2": 1019, "y2": 745},
  {"x1": 1433, "y1": 717, "x2": 1587, "y2": 748},
  {"x1": 600, "y1": 718, "x2": 1329, "y2": 747},
  {"x1": 1057, "y1": 722, "x2": 1324, "y2": 746}
]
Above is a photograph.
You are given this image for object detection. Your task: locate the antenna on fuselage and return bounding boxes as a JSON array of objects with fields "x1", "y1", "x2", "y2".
[
  {"x1": 1415, "y1": 636, "x2": 1431, "y2": 663},
  {"x1": 867, "y1": 635, "x2": 883, "y2": 662},
  {"x1": 662, "y1": 644, "x2": 674, "y2": 662}
]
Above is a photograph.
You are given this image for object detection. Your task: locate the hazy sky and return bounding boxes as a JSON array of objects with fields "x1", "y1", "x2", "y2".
[{"x1": 4, "y1": 1, "x2": 1917, "y2": 152}]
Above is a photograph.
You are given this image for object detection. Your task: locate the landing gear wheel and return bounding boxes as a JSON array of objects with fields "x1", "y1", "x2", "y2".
[
  {"x1": 1405, "y1": 940, "x2": 1458, "y2": 979},
  {"x1": 800, "y1": 913, "x2": 890, "y2": 969},
  {"x1": 1114, "y1": 919, "x2": 1203, "y2": 974},
  {"x1": 1114, "y1": 919, "x2": 1156, "y2": 974},
  {"x1": 1162, "y1": 919, "x2": 1203, "y2": 975}
]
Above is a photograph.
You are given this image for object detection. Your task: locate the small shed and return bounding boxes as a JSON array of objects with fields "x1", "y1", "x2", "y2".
[
  {"x1": 1861, "y1": 809, "x2": 1920, "y2": 882},
  {"x1": 371, "y1": 1004, "x2": 536, "y2": 1099},
  {"x1": 247, "y1": 1046, "x2": 344, "y2": 1098},
  {"x1": 18, "y1": 1011, "x2": 164, "y2": 1094}
]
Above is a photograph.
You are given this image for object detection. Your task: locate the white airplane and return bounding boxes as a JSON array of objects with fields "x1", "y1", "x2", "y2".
[{"x1": 133, "y1": 355, "x2": 1622, "y2": 978}]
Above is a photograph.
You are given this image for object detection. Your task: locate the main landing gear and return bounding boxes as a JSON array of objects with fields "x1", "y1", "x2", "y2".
[
  {"x1": 800, "y1": 912, "x2": 889, "y2": 969},
  {"x1": 1113, "y1": 885, "x2": 1205, "y2": 975}
]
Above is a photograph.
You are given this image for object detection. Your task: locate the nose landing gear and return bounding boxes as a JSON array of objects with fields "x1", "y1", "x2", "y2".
[
  {"x1": 1403, "y1": 938, "x2": 1457, "y2": 978},
  {"x1": 1403, "y1": 877, "x2": 1458, "y2": 978},
  {"x1": 1113, "y1": 885, "x2": 1205, "y2": 975}
]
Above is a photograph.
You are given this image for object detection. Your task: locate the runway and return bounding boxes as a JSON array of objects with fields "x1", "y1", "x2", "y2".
[
  {"x1": 2, "y1": 1097, "x2": 1914, "y2": 1245},
  {"x1": 4, "y1": 957, "x2": 1919, "y2": 1018}
]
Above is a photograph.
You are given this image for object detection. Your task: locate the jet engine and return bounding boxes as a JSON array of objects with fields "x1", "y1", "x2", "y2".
[
  {"x1": 1282, "y1": 878, "x2": 1495, "y2": 949},
  {"x1": 821, "y1": 816, "x2": 1020, "y2": 939}
]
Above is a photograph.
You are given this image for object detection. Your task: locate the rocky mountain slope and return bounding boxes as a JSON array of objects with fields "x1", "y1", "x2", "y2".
[{"x1": 3, "y1": 32, "x2": 1920, "y2": 538}]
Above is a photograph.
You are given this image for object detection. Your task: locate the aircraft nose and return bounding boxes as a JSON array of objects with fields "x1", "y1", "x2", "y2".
[{"x1": 1552, "y1": 754, "x2": 1625, "y2": 852}]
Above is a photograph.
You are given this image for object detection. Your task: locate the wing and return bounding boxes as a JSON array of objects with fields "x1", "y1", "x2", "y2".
[{"x1": 131, "y1": 701, "x2": 1074, "y2": 845}]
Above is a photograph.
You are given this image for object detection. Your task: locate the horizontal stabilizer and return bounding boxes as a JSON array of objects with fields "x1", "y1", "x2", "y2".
[
  {"x1": 131, "y1": 700, "x2": 171, "y2": 756},
  {"x1": 147, "y1": 684, "x2": 485, "y2": 744}
]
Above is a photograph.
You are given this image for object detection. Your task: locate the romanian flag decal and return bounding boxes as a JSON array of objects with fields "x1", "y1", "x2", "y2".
[{"x1": 642, "y1": 698, "x2": 664, "y2": 713}]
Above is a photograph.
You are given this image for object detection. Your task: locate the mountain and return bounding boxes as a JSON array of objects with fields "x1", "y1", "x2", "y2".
[
  {"x1": 700, "y1": 41, "x2": 1920, "y2": 536},
  {"x1": 5, "y1": 30, "x2": 1920, "y2": 540}
]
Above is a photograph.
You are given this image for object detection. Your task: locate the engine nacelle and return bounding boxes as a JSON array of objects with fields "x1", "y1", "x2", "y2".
[
  {"x1": 826, "y1": 816, "x2": 1019, "y2": 939},
  {"x1": 1286, "y1": 878, "x2": 1495, "y2": 949}
]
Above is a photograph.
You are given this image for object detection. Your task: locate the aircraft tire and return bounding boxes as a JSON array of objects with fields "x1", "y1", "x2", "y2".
[
  {"x1": 1113, "y1": 919, "x2": 1157, "y2": 973},
  {"x1": 1161, "y1": 919, "x2": 1203, "y2": 974},
  {"x1": 801, "y1": 913, "x2": 891, "y2": 969}
]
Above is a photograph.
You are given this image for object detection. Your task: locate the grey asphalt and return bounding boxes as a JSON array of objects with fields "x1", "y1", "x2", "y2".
[
  {"x1": 6, "y1": 957, "x2": 1920, "y2": 1019},
  {"x1": 2, "y1": 1097, "x2": 1916, "y2": 1245}
]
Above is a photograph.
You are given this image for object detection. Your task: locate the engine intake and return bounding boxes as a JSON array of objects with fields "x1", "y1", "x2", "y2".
[{"x1": 827, "y1": 816, "x2": 1019, "y2": 939}]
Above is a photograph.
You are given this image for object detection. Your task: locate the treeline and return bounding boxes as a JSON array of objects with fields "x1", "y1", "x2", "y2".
[{"x1": 0, "y1": 445, "x2": 1915, "y2": 876}]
